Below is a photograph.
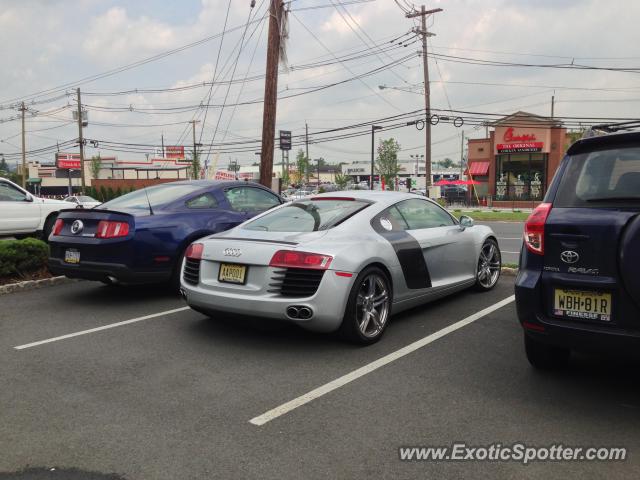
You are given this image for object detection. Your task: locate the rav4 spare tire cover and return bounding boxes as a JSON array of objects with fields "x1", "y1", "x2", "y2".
[{"x1": 620, "y1": 214, "x2": 640, "y2": 308}]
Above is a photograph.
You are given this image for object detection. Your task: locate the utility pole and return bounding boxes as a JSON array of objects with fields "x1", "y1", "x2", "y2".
[
  {"x1": 407, "y1": 5, "x2": 442, "y2": 189},
  {"x1": 551, "y1": 94, "x2": 555, "y2": 118},
  {"x1": 20, "y1": 102, "x2": 26, "y2": 188},
  {"x1": 161, "y1": 133, "x2": 165, "y2": 158},
  {"x1": 305, "y1": 122, "x2": 309, "y2": 160},
  {"x1": 259, "y1": 0, "x2": 284, "y2": 188},
  {"x1": 190, "y1": 120, "x2": 201, "y2": 179},
  {"x1": 76, "y1": 88, "x2": 86, "y2": 193},
  {"x1": 460, "y1": 131, "x2": 465, "y2": 180}
]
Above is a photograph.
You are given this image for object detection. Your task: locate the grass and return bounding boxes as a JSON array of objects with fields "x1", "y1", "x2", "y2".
[
  {"x1": 502, "y1": 262, "x2": 519, "y2": 269},
  {"x1": 451, "y1": 210, "x2": 529, "y2": 222}
]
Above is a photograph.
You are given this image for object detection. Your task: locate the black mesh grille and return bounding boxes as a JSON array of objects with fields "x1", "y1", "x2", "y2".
[
  {"x1": 268, "y1": 268, "x2": 325, "y2": 297},
  {"x1": 183, "y1": 258, "x2": 201, "y2": 285}
]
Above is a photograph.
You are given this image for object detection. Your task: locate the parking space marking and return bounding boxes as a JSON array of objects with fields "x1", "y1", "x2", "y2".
[
  {"x1": 249, "y1": 295, "x2": 516, "y2": 426},
  {"x1": 14, "y1": 307, "x2": 190, "y2": 350},
  {"x1": 497, "y1": 237, "x2": 522, "y2": 240},
  {"x1": 501, "y1": 251, "x2": 521, "y2": 254}
]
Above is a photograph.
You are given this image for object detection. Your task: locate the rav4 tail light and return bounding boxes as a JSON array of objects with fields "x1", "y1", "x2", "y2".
[
  {"x1": 269, "y1": 250, "x2": 333, "y2": 270},
  {"x1": 185, "y1": 243, "x2": 204, "y2": 260},
  {"x1": 524, "y1": 202, "x2": 552, "y2": 255},
  {"x1": 52, "y1": 219, "x2": 64, "y2": 236},
  {"x1": 95, "y1": 220, "x2": 130, "y2": 239}
]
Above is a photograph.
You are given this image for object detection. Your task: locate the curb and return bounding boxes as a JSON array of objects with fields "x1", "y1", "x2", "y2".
[
  {"x1": 0, "y1": 276, "x2": 78, "y2": 295},
  {"x1": 501, "y1": 267, "x2": 518, "y2": 276}
]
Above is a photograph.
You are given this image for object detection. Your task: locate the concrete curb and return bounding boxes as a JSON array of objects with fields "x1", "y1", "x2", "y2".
[
  {"x1": 0, "y1": 276, "x2": 78, "y2": 295},
  {"x1": 501, "y1": 267, "x2": 518, "y2": 276}
]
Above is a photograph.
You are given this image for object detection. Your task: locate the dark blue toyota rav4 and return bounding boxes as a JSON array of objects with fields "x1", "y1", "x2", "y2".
[{"x1": 516, "y1": 128, "x2": 640, "y2": 369}]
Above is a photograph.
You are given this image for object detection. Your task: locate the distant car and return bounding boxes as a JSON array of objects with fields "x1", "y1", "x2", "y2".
[
  {"x1": 0, "y1": 177, "x2": 75, "y2": 238},
  {"x1": 516, "y1": 129, "x2": 640, "y2": 369},
  {"x1": 289, "y1": 189, "x2": 313, "y2": 200},
  {"x1": 180, "y1": 191, "x2": 501, "y2": 344},
  {"x1": 48, "y1": 180, "x2": 283, "y2": 288},
  {"x1": 63, "y1": 195, "x2": 102, "y2": 209}
]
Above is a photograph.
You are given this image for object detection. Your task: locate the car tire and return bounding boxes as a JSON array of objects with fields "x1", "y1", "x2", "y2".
[
  {"x1": 524, "y1": 334, "x2": 570, "y2": 370},
  {"x1": 475, "y1": 238, "x2": 501, "y2": 291},
  {"x1": 339, "y1": 266, "x2": 392, "y2": 345},
  {"x1": 42, "y1": 214, "x2": 58, "y2": 242}
]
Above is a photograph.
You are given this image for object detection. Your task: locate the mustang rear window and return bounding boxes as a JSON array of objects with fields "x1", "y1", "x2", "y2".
[
  {"x1": 554, "y1": 146, "x2": 640, "y2": 207},
  {"x1": 243, "y1": 199, "x2": 370, "y2": 232},
  {"x1": 97, "y1": 184, "x2": 204, "y2": 211}
]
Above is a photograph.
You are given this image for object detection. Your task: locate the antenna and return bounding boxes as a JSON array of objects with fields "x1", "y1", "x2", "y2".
[{"x1": 143, "y1": 187, "x2": 154, "y2": 216}]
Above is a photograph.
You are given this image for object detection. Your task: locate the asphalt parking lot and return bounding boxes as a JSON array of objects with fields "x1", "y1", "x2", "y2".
[
  {"x1": 478, "y1": 221, "x2": 523, "y2": 265},
  {"x1": 2, "y1": 277, "x2": 639, "y2": 480}
]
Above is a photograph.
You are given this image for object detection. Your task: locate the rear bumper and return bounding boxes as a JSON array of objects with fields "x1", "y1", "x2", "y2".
[
  {"x1": 48, "y1": 257, "x2": 171, "y2": 284},
  {"x1": 515, "y1": 269, "x2": 640, "y2": 355}
]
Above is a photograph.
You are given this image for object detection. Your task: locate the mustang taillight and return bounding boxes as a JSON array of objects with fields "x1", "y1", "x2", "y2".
[
  {"x1": 269, "y1": 250, "x2": 333, "y2": 270},
  {"x1": 524, "y1": 202, "x2": 552, "y2": 255},
  {"x1": 185, "y1": 243, "x2": 204, "y2": 260},
  {"x1": 95, "y1": 220, "x2": 129, "y2": 239},
  {"x1": 52, "y1": 219, "x2": 64, "y2": 236}
]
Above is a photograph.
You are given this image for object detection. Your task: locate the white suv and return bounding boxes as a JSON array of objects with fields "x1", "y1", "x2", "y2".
[{"x1": 0, "y1": 177, "x2": 76, "y2": 239}]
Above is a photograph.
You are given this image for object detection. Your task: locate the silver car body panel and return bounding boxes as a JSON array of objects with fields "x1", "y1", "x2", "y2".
[{"x1": 181, "y1": 191, "x2": 497, "y2": 332}]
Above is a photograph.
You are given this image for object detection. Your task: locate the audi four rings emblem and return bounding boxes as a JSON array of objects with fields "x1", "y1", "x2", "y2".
[
  {"x1": 224, "y1": 248, "x2": 242, "y2": 257},
  {"x1": 70, "y1": 220, "x2": 84, "y2": 235},
  {"x1": 560, "y1": 251, "x2": 579, "y2": 264}
]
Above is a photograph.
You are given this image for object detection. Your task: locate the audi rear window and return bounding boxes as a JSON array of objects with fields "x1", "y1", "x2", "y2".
[
  {"x1": 243, "y1": 199, "x2": 370, "y2": 232},
  {"x1": 554, "y1": 146, "x2": 640, "y2": 207}
]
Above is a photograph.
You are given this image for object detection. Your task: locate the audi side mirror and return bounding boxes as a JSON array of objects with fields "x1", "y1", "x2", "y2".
[{"x1": 459, "y1": 215, "x2": 474, "y2": 229}]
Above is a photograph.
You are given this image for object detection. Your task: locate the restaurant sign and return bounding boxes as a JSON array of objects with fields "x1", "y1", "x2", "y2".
[{"x1": 496, "y1": 142, "x2": 544, "y2": 153}]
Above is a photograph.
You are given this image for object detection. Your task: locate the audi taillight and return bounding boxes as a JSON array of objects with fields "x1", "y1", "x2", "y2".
[
  {"x1": 269, "y1": 250, "x2": 333, "y2": 270},
  {"x1": 185, "y1": 243, "x2": 204, "y2": 260},
  {"x1": 52, "y1": 219, "x2": 64, "y2": 236},
  {"x1": 524, "y1": 202, "x2": 552, "y2": 255},
  {"x1": 95, "y1": 220, "x2": 130, "y2": 239}
]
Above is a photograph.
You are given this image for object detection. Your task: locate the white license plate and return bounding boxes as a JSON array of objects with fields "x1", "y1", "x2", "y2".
[
  {"x1": 64, "y1": 249, "x2": 80, "y2": 264},
  {"x1": 553, "y1": 288, "x2": 612, "y2": 322},
  {"x1": 218, "y1": 263, "x2": 247, "y2": 284}
]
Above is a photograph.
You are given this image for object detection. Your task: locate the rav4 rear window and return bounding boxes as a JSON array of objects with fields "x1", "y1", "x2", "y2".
[
  {"x1": 554, "y1": 146, "x2": 640, "y2": 207},
  {"x1": 243, "y1": 199, "x2": 370, "y2": 232}
]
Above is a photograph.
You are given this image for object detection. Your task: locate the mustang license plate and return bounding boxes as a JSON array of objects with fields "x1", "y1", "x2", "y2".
[
  {"x1": 553, "y1": 289, "x2": 612, "y2": 322},
  {"x1": 64, "y1": 249, "x2": 81, "y2": 264},
  {"x1": 218, "y1": 263, "x2": 247, "y2": 284}
]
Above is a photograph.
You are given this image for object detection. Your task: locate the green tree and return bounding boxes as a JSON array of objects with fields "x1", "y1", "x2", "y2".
[
  {"x1": 440, "y1": 157, "x2": 454, "y2": 169},
  {"x1": 89, "y1": 154, "x2": 102, "y2": 181},
  {"x1": 375, "y1": 138, "x2": 401, "y2": 189},
  {"x1": 0, "y1": 156, "x2": 8, "y2": 174},
  {"x1": 191, "y1": 153, "x2": 200, "y2": 179},
  {"x1": 293, "y1": 149, "x2": 309, "y2": 184},
  {"x1": 334, "y1": 173, "x2": 350, "y2": 190}
]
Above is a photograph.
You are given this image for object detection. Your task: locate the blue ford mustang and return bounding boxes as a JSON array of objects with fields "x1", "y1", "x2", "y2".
[{"x1": 48, "y1": 180, "x2": 283, "y2": 287}]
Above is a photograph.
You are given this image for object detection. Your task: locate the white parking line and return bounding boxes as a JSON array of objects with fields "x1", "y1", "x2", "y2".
[
  {"x1": 497, "y1": 237, "x2": 522, "y2": 240},
  {"x1": 501, "y1": 251, "x2": 521, "y2": 254},
  {"x1": 249, "y1": 295, "x2": 516, "y2": 426},
  {"x1": 14, "y1": 307, "x2": 190, "y2": 350}
]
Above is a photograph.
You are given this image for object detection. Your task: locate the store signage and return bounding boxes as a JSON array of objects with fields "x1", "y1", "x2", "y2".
[
  {"x1": 214, "y1": 170, "x2": 236, "y2": 180},
  {"x1": 279, "y1": 130, "x2": 292, "y2": 151},
  {"x1": 165, "y1": 146, "x2": 185, "y2": 159},
  {"x1": 496, "y1": 142, "x2": 544, "y2": 153},
  {"x1": 503, "y1": 127, "x2": 536, "y2": 142},
  {"x1": 55, "y1": 153, "x2": 82, "y2": 169}
]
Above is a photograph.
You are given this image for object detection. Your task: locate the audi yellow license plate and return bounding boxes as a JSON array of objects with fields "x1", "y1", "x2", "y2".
[
  {"x1": 218, "y1": 263, "x2": 247, "y2": 285},
  {"x1": 553, "y1": 289, "x2": 612, "y2": 322}
]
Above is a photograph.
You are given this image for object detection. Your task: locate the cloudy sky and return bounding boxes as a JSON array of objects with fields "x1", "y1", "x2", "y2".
[{"x1": 1, "y1": 0, "x2": 639, "y2": 170}]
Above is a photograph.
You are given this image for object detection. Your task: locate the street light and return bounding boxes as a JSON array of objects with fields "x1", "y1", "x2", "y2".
[{"x1": 370, "y1": 125, "x2": 383, "y2": 190}]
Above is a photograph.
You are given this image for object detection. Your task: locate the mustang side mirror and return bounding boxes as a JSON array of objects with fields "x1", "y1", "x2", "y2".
[{"x1": 459, "y1": 215, "x2": 474, "y2": 229}]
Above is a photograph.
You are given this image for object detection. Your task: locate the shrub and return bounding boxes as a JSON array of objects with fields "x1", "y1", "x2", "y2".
[
  {"x1": 99, "y1": 186, "x2": 107, "y2": 202},
  {"x1": 0, "y1": 238, "x2": 49, "y2": 278},
  {"x1": 436, "y1": 198, "x2": 446, "y2": 208},
  {"x1": 106, "y1": 187, "x2": 115, "y2": 201}
]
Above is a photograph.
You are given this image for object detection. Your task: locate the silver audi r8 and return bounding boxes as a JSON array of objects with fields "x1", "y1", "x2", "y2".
[{"x1": 180, "y1": 191, "x2": 501, "y2": 344}]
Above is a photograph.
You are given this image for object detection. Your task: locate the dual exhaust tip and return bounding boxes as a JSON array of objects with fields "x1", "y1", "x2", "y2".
[{"x1": 286, "y1": 305, "x2": 313, "y2": 320}]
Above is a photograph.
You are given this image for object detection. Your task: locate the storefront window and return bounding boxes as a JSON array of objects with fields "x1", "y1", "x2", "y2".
[{"x1": 495, "y1": 153, "x2": 547, "y2": 201}]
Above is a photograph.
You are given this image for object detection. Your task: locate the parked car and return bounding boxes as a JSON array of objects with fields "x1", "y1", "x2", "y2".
[
  {"x1": 48, "y1": 180, "x2": 283, "y2": 288},
  {"x1": 516, "y1": 129, "x2": 640, "y2": 369},
  {"x1": 0, "y1": 177, "x2": 76, "y2": 238},
  {"x1": 180, "y1": 191, "x2": 501, "y2": 344},
  {"x1": 63, "y1": 195, "x2": 102, "y2": 209}
]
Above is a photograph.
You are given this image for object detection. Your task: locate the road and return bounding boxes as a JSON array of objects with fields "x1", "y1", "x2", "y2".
[
  {"x1": 478, "y1": 221, "x2": 524, "y2": 265},
  {"x1": 2, "y1": 279, "x2": 639, "y2": 479}
]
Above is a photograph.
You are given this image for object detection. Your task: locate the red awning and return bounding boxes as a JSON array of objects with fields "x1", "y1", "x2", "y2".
[{"x1": 467, "y1": 161, "x2": 490, "y2": 176}]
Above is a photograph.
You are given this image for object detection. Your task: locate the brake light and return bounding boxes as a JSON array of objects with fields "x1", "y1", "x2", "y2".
[
  {"x1": 185, "y1": 243, "x2": 204, "y2": 260},
  {"x1": 524, "y1": 202, "x2": 552, "y2": 255},
  {"x1": 95, "y1": 220, "x2": 130, "y2": 239},
  {"x1": 269, "y1": 250, "x2": 333, "y2": 270},
  {"x1": 52, "y1": 219, "x2": 64, "y2": 236}
]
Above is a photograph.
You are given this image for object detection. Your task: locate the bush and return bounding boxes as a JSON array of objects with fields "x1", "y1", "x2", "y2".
[
  {"x1": 436, "y1": 198, "x2": 446, "y2": 208},
  {"x1": 0, "y1": 238, "x2": 49, "y2": 278}
]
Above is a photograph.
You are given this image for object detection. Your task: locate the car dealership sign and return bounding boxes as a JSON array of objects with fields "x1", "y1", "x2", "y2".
[{"x1": 55, "y1": 153, "x2": 82, "y2": 169}]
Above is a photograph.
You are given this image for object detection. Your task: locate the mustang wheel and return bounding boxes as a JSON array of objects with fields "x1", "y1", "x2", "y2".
[
  {"x1": 340, "y1": 266, "x2": 391, "y2": 345},
  {"x1": 475, "y1": 238, "x2": 501, "y2": 291}
]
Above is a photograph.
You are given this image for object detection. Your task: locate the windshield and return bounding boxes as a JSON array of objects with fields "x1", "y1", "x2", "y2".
[
  {"x1": 97, "y1": 184, "x2": 203, "y2": 211},
  {"x1": 554, "y1": 146, "x2": 640, "y2": 207},
  {"x1": 243, "y1": 199, "x2": 370, "y2": 232}
]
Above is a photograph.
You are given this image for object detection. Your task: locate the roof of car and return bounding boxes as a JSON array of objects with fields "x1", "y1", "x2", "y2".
[
  {"x1": 310, "y1": 190, "x2": 420, "y2": 206},
  {"x1": 567, "y1": 131, "x2": 640, "y2": 156}
]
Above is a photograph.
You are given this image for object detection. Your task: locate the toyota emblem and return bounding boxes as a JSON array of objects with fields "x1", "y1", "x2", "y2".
[
  {"x1": 560, "y1": 250, "x2": 579, "y2": 264},
  {"x1": 70, "y1": 220, "x2": 84, "y2": 235},
  {"x1": 223, "y1": 248, "x2": 242, "y2": 257}
]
